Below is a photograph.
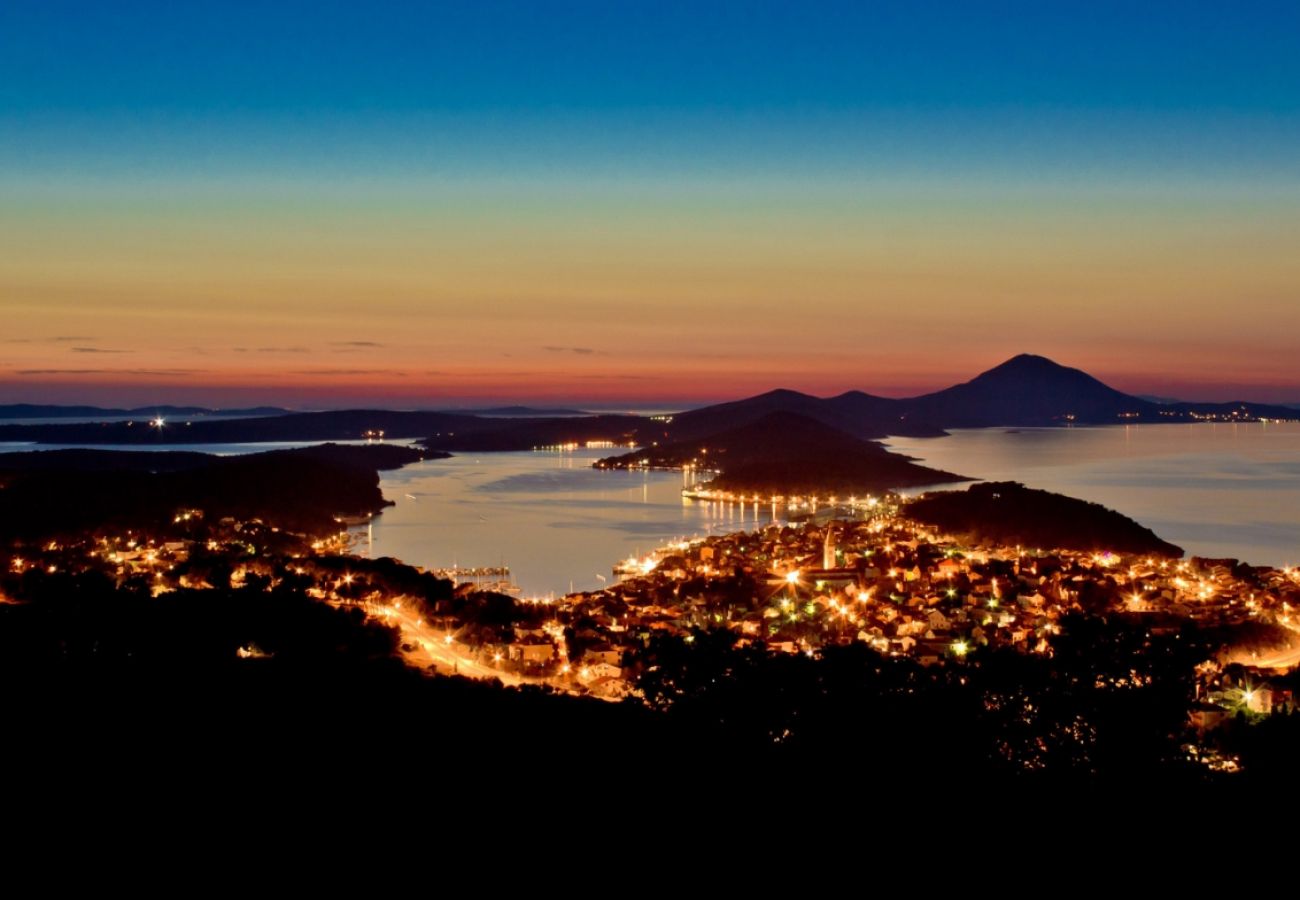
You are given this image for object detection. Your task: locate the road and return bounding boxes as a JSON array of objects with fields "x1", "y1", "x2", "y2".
[
  {"x1": 335, "y1": 596, "x2": 619, "y2": 700},
  {"x1": 1228, "y1": 642, "x2": 1300, "y2": 671},
  {"x1": 379, "y1": 602, "x2": 534, "y2": 685}
]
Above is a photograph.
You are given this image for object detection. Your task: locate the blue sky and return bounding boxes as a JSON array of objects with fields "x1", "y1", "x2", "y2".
[
  {"x1": 4, "y1": 0, "x2": 1298, "y2": 175},
  {"x1": 2, "y1": 1, "x2": 1298, "y2": 406}
]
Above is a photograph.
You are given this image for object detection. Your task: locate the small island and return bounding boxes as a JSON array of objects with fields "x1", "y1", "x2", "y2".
[
  {"x1": 596, "y1": 411, "x2": 968, "y2": 495},
  {"x1": 903, "y1": 481, "x2": 1185, "y2": 557}
]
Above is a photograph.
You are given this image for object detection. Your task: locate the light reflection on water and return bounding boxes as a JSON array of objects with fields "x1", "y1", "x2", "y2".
[
  {"x1": 885, "y1": 422, "x2": 1300, "y2": 569},
  {"x1": 363, "y1": 448, "x2": 781, "y2": 596},
  {"x1": 14, "y1": 422, "x2": 1298, "y2": 589}
]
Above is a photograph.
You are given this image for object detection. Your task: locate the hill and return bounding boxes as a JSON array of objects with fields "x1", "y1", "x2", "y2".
[
  {"x1": 656, "y1": 388, "x2": 938, "y2": 443},
  {"x1": 0, "y1": 408, "x2": 644, "y2": 450},
  {"x1": 597, "y1": 412, "x2": 967, "y2": 495},
  {"x1": 900, "y1": 354, "x2": 1156, "y2": 427},
  {"x1": 0, "y1": 403, "x2": 288, "y2": 419},
  {"x1": 0, "y1": 444, "x2": 432, "y2": 541},
  {"x1": 903, "y1": 481, "x2": 1183, "y2": 557},
  {"x1": 655, "y1": 354, "x2": 1300, "y2": 441}
]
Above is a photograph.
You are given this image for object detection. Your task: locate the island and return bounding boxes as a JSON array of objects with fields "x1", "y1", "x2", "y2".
[
  {"x1": 595, "y1": 411, "x2": 968, "y2": 495},
  {"x1": 903, "y1": 481, "x2": 1185, "y2": 557}
]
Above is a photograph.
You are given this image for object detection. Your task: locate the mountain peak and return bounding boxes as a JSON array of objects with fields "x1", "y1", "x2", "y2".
[{"x1": 985, "y1": 354, "x2": 1066, "y2": 375}]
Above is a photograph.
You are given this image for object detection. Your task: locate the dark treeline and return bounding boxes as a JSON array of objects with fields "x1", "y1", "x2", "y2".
[
  {"x1": 597, "y1": 411, "x2": 967, "y2": 494},
  {"x1": 0, "y1": 444, "x2": 427, "y2": 541},
  {"x1": 905, "y1": 481, "x2": 1185, "y2": 557},
  {"x1": 4, "y1": 562, "x2": 1294, "y2": 793}
]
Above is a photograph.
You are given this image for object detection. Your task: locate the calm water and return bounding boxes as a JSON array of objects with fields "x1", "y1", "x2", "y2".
[
  {"x1": 885, "y1": 422, "x2": 1300, "y2": 569},
  {"x1": 360, "y1": 449, "x2": 779, "y2": 597},
  {"x1": 13, "y1": 422, "x2": 1299, "y2": 588}
]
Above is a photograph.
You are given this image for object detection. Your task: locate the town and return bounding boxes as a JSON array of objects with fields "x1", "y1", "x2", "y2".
[{"x1": 8, "y1": 492, "x2": 1297, "y2": 756}]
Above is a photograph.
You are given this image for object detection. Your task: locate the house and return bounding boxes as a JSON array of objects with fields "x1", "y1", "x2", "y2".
[
  {"x1": 936, "y1": 558, "x2": 963, "y2": 579},
  {"x1": 1189, "y1": 703, "x2": 1229, "y2": 732},
  {"x1": 582, "y1": 646, "x2": 625, "y2": 666},
  {"x1": 587, "y1": 661, "x2": 623, "y2": 679},
  {"x1": 507, "y1": 641, "x2": 554, "y2": 665}
]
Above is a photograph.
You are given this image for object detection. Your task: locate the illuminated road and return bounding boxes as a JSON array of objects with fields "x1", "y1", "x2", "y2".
[
  {"x1": 1229, "y1": 642, "x2": 1300, "y2": 671},
  {"x1": 379, "y1": 601, "x2": 532, "y2": 685},
  {"x1": 335, "y1": 596, "x2": 619, "y2": 700}
]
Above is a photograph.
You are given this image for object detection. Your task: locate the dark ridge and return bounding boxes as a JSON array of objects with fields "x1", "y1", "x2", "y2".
[
  {"x1": 655, "y1": 354, "x2": 1298, "y2": 446},
  {"x1": 0, "y1": 444, "x2": 433, "y2": 542},
  {"x1": 903, "y1": 481, "x2": 1184, "y2": 557},
  {"x1": 0, "y1": 442, "x2": 434, "y2": 475},
  {"x1": 900, "y1": 354, "x2": 1156, "y2": 427},
  {"x1": 0, "y1": 409, "x2": 645, "y2": 450},
  {"x1": 657, "y1": 387, "x2": 940, "y2": 443},
  {"x1": 598, "y1": 411, "x2": 967, "y2": 494},
  {"x1": 453, "y1": 406, "x2": 590, "y2": 417},
  {"x1": 419, "y1": 414, "x2": 644, "y2": 451},
  {"x1": 2, "y1": 355, "x2": 1293, "y2": 452},
  {"x1": 0, "y1": 403, "x2": 289, "y2": 419}
]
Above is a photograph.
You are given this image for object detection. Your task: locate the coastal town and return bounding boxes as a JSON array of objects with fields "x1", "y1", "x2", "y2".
[{"x1": 10, "y1": 489, "x2": 1296, "y2": 754}]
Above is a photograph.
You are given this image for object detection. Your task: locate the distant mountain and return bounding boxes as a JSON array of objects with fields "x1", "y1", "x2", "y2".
[
  {"x1": 454, "y1": 406, "x2": 590, "y2": 417},
  {"x1": 900, "y1": 354, "x2": 1156, "y2": 427},
  {"x1": 658, "y1": 388, "x2": 939, "y2": 443},
  {"x1": 2, "y1": 354, "x2": 1293, "y2": 452},
  {"x1": 659, "y1": 353, "x2": 1299, "y2": 441},
  {"x1": 597, "y1": 412, "x2": 967, "y2": 494},
  {"x1": 0, "y1": 404, "x2": 288, "y2": 420}
]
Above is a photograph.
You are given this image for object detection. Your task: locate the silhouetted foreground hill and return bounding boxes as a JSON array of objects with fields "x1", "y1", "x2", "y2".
[
  {"x1": 0, "y1": 444, "x2": 431, "y2": 541},
  {"x1": 598, "y1": 412, "x2": 967, "y2": 494},
  {"x1": 3, "y1": 568, "x2": 1270, "y2": 792},
  {"x1": 904, "y1": 481, "x2": 1184, "y2": 557}
]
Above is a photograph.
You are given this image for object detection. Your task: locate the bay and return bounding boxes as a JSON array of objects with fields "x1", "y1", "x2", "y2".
[
  {"x1": 885, "y1": 422, "x2": 1300, "y2": 569},
  {"x1": 361, "y1": 448, "x2": 778, "y2": 597}
]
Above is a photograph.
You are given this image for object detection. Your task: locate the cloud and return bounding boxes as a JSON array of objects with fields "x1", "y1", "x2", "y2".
[
  {"x1": 574, "y1": 373, "x2": 656, "y2": 380},
  {"x1": 543, "y1": 346, "x2": 599, "y2": 355},
  {"x1": 15, "y1": 368, "x2": 204, "y2": 376},
  {"x1": 71, "y1": 347, "x2": 129, "y2": 354},
  {"x1": 255, "y1": 346, "x2": 310, "y2": 353},
  {"x1": 288, "y1": 368, "x2": 405, "y2": 377},
  {"x1": 329, "y1": 341, "x2": 385, "y2": 348},
  {"x1": 3, "y1": 335, "x2": 96, "y2": 344}
]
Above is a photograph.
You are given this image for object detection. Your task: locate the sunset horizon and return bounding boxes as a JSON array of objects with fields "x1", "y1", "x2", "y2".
[
  {"x1": 5, "y1": 2, "x2": 1298, "y2": 407},
  {"x1": 5, "y1": 1, "x2": 1300, "y2": 797}
]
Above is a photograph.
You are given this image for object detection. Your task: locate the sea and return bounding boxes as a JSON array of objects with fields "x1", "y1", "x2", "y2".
[
  {"x1": 353, "y1": 448, "x2": 778, "y2": 597},
  {"x1": 7, "y1": 421, "x2": 1299, "y2": 595},
  {"x1": 885, "y1": 422, "x2": 1300, "y2": 572},
  {"x1": 360, "y1": 422, "x2": 1300, "y2": 594}
]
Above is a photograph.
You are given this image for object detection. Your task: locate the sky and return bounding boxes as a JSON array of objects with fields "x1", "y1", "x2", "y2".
[{"x1": 2, "y1": 0, "x2": 1299, "y2": 408}]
